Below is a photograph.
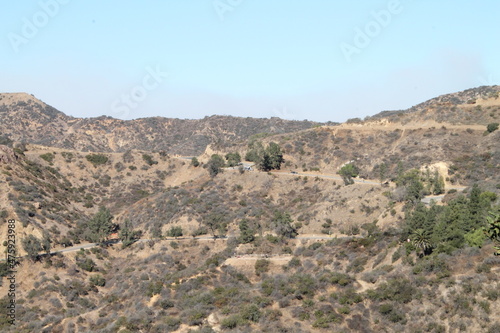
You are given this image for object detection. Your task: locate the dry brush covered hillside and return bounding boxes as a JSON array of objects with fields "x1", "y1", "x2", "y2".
[{"x1": 0, "y1": 87, "x2": 499, "y2": 332}]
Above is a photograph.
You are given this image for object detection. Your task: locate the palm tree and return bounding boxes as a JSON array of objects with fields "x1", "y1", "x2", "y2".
[
  {"x1": 411, "y1": 229, "x2": 433, "y2": 256},
  {"x1": 484, "y1": 212, "x2": 500, "y2": 256}
]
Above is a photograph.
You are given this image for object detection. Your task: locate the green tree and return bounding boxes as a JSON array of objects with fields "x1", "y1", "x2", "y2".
[
  {"x1": 265, "y1": 142, "x2": 285, "y2": 170},
  {"x1": 271, "y1": 211, "x2": 297, "y2": 239},
  {"x1": 22, "y1": 235, "x2": 42, "y2": 261},
  {"x1": 484, "y1": 211, "x2": 500, "y2": 255},
  {"x1": 378, "y1": 163, "x2": 388, "y2": 184},
  {"x1": 468, "y1": 184, "x2": 486, "y2": 228},
  {"x1": 245, "y1": 141, "x2": 264, "y2": 162},
  {"x1": 142, "y1": 154, "x2": 158, "y2": 166},
  {"x1": 86, "y1": 206, "x2": 115, "y2": 243},
  {"x1": 120, "y1": 219, "x2": 140, "y2": 248},
  {"x1": 41, "y1": 231, "x2": 51, "y2": 255},
  {"x1": 338, "y1": 163, "x2": 359, "y2": 185},
  {"x1": 432, "y1": 171, "x2": 445, "y2": 195},
  {"x1": 225, "y1": 152, "x2": 241, "y2": 167},
  {"x1": 239, "y1": 220, "x2": 255, "y2": 244},
  {"x1": 191, "y1": 157, "x2": 200, "y2": 167},
  {"x1": 464, "y1": 228, "x2": 486, "y2": 248},
  {"x1": 247, "y1": 142, "x2": 284, "y2": 171},
  {"x1": 411, "y1": 229, "x2": 433, "y2": 256},
  {"x1": 207, "y1": 154, "x2": 225, "y2": 177},
  {"x1": 396, "y1": 169, "x2": 424, "y2": 205},
  {"x1": 257, "y1": 153, "x2": 272, "y2": 172},
  {"x1": 204, "y1": 212, "x2": 227, "y2": 238},
  {"x1": 167, "y1": 226, "x2": 183, "y2": 238}
]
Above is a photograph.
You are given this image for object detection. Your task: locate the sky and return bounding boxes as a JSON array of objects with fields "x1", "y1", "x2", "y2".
[{"x1": 0, "y1": 0, "x2": 499, "y2": 123}]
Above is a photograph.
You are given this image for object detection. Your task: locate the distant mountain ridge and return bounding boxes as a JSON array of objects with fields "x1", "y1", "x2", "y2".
[
  {"x1": 0, "y1": 93, "x2": 320, "y2": 154},
  {"x1": 1, "y1": 86, "x2": 499, "y2": 154}
]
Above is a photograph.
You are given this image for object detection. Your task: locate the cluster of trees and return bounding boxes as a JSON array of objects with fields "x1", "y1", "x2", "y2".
[
  {"x1": 404, "y1": 184, "x2": 498, "y2": 256},
  {"x1": 237, "y1": 211, "x2": 297, "y2": 244},
  {"x1": 245, "y1": 142, "x2": 284, "y2": 171},
  {"x1": 392, "y1": 168, "x2": 445, "y2": 207},
  {"x1": 421, "y1": 168, "x2": 446, "y2": 195},
  {"x1": 119, "y1": 219, "x2": 142, "y2": 248},
  {"x1": 204, "y1": 152, "x2": 242, "y2": 177},
  {"x1": 79, "y1": 207, "x2": 140, "y2": 248},
  {"x1": 200, "y1": 142, "x2": 284, "y2": 177},
  {"x1": 82, "y1": 206, "x2": 116, "y2": 243},
  {"x1": 21, "y1": 232, "x2": 51, "y2": 262}
]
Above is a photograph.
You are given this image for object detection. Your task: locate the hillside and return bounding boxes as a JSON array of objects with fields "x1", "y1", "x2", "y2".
[
  {"x1": 0, "y1": 93, "x2": 320, "y2": 155},
  {"x1": 0, "y1": 87, "x2": 499, "y2": 332},
  {"x1": 366, "y1": 85, "x2": 500, "y2": 125}
]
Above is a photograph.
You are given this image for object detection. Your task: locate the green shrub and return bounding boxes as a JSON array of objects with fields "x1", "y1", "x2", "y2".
[
  {"x1": 86, "y1": 154, "x2": 109, "y2": 167},
  {"x1": 487, "y1": 122, "x2": 499, "y2": 133},
  {"x1": 39, "y1": 153, "x2": 55, "y2": 163},
  {"x1": 367, "y1": 277, "x2": 414, "y2": 303},
  {"x1": 220, "y1": 315, "x2": 245, "y2": 329},
  {"x1": 191, "y1": 157, "x2": 200, "y2": 167},
  {"x1": 241, "y1": 304, "x2": 261, "y2": 322},
  {"x1": 255, "y1": 259, "x2": 270, "y2": 276},
  {"x1": 142, "y1": 154, "x2": 158, "y2": 166},
  {"x1": 163, "y1": 317, "x2": 181, "y2": 330},
  {"x1": 146, "y1": 281, "x2": 163, "y2": 297},
  {"x1": 89, "y1": 274, "x2": 106, "y2": 287},
  {"x1": 167, "y1": 226, "x2": 183, "y2": 238},
  {"x1": 77, "y1": 258, "x2": 96, "y2": 272}
]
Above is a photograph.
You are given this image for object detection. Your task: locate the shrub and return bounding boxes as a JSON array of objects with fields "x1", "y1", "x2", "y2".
[
  {"x1": 86, "y1": 154, "x2": 109, "y2": 167},
  {"x1": 142, "y1": 154, "x2": 158, "y2": 166},
  {"x1": 77, "y1": 258, "x2": 97, "y2": 272},
  {"x1": 146, "y1": 281, "x2": 163, "y2": 297},
  {"x1": 89, "y1": 274, "x2": 106, "y2": 287},
  {"x1": 487, "y1": 122, "x2": 499, "y2": 133},
  {"x1": 255, "y1": 259, "x2": 270, "y2": 276},
  {"x1": 39, "y1": 153, "x2": 55, "y2": 164},
  {"x1": 167, "y1": 226, "x2": 183, "y2": 238},
  {"x1": 367, "y1": 276, "x2": 414, "y2": 303},
  {"x1": 220, "y1": 315, "x2": 245, "y2": 329},
  {"x1": 241, "y1": 304, "x2": 261, "y2": 322},
  {"x1": 162, "y1": 317, "x2": 181, "y2": 331},
  {"x1": 191, "y1": 157, "x2": 200, "y2": 167}
]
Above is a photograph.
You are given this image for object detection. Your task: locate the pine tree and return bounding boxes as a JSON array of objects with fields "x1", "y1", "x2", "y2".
[{"x1": 86, "y1": 206, "x2": 115, "y2": 243}]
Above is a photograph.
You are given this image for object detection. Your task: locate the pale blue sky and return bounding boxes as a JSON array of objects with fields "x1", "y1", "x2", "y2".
[{"x1": 1, "y1": 1, "x2": 499, "y2": 122}]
